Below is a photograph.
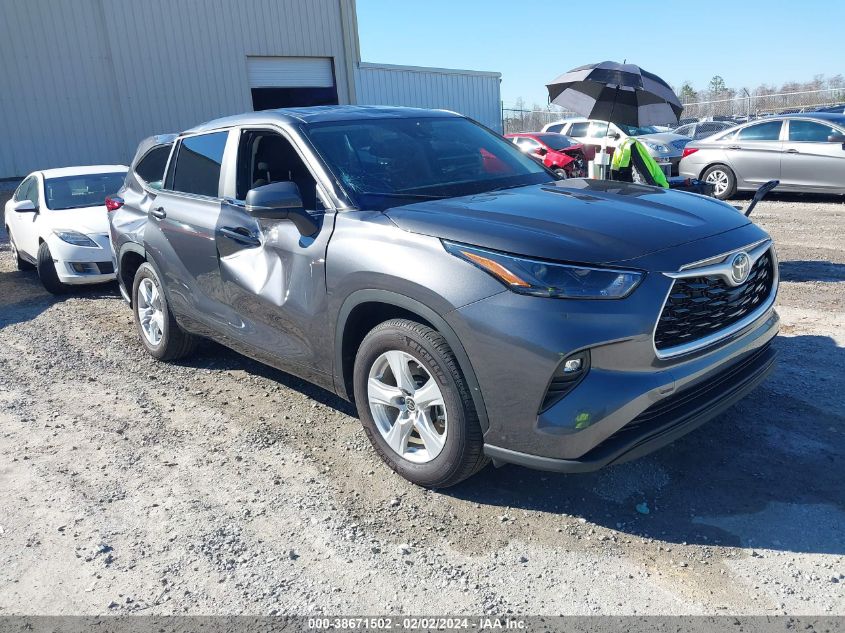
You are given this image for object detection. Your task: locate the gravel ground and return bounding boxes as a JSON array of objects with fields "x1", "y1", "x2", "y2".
[{"x1": 0, "y1": 188, "x2": 843, "y2": 616}]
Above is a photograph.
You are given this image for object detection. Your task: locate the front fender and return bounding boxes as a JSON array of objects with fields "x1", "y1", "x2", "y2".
[{"x1": 333, "y1": 289, "x2": 490, "y2": 432}]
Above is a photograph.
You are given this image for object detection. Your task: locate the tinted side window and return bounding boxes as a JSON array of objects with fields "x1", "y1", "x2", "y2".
[
  {"x1": 788, "y1": 120, "x2": 840, "y2": 142},
  {"x1": 736, "y1": 121, "x2": 783, "y2": 141},
  {"x1": 171, "y1": 132, "x2": 228, "y2": 197},
  {"x1": 135, "y1": 145, "x2": 172, "y2": 184},
  {"x1": 675, "y1": 125, "x2": 692, "y2": 136},
  {"x1": 568, "y1": 122, "x2": 590, "y2": 137},
  {"x1": 545, "y1": 124, "x2": 564, "y2": 134}
]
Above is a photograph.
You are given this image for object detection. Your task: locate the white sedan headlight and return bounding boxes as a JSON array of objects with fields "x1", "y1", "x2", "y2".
[
  {"x1": 54, "y1": 230, "x2": 99, "y2": 248},
  {"x1": 644, "y1": 142, "x2": 670, "y2": 153}
]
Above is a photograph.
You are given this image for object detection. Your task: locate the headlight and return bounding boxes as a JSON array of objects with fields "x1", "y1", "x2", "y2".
[
  {"x1": 644, "y1": 142, "x2": 670, "y2": 153},
  {"x1": 54, "y1": 230, "x2": 99, "y2": 247},
  {"x1": 444, "y1": 241, "x2": 644, "y2": 299}
]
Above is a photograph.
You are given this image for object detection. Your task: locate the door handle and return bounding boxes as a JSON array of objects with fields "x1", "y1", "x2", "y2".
[
  {"x1": 150, "y1": 207, "x2": 166, "y2": 219},
  {"x1": 727, "y1": 145, "x2": 742, "y2": 150},
  {"x1": 785, "y1": 148, "x2": 799, "y2": 154},
  {"x1": 220, "y1": 226, "x2": 261, "y2": 247}
]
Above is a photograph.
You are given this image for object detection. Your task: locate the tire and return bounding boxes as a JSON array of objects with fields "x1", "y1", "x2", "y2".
[
  {"x1": 36, "y1": 242, "x2": 68, "y2": 294},
  {"x1": 6, "y1": 226, "x2": 35, "y2": 271},
  {"x1": 701, "y1": 164, "x2": 737, "y2": 200},
  {"x1": 353, "y1": 319, "x2": 488, "y2": 488},
  {"x1": 553, "y1": 168, "x2": 568, "y2": 179},
  {"x1": 132, "y1": 262, "x2": 197, "y2": 361}
]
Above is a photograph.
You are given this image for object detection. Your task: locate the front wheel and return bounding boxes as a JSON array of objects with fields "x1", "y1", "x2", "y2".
[
  {"x1": 36, "y1": 242, "x2": 68, "y2": 294},
  {"x1": 132, "y1": 262, "x2": 197, "y2": 361},
  {"x1": 353, "y1": 319, "x2": 488, "y2": 488},
  {"x1": 702, "y1": 164, "x2": 737, "y2": 200},
  {"x1": 553, "y1": 168, "x2": 568, "y2": 179}
]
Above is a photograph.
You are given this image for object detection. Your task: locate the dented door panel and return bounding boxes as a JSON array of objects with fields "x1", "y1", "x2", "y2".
[{"x1": 215, "y1": 199, "x2": 336, "y2": 379}]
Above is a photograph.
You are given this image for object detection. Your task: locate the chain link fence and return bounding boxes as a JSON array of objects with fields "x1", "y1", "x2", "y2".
[
  {"x1": 502, "y1": 89, "x2": 845, "y2": 133},
  {"x1": 501, "y1": 107, "x2": 578, "y2": 134},
  {"x1": 680, "y1": 88, "x2": 845, "y2": 122}
]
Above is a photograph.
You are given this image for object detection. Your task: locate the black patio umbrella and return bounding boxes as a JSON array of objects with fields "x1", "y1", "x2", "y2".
[{"x1": 547, "y1": 61, "x2": 683, "y2": 126}]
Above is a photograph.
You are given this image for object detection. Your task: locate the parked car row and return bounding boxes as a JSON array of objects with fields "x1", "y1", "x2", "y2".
[
  {"x1": 539, "y1": 117, "x2": 692, "y2": 176},
  {"x1": 5, "y1": 105, "x2": 782, "y2": 489},
  {"x1": 679, "y1": 112, "x2": 845, "y2": 199}
]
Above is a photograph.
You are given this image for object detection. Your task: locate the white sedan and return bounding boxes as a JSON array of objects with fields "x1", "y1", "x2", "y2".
[{"x1": 5, "y1": 165, "x2": 127, "y2": 293}]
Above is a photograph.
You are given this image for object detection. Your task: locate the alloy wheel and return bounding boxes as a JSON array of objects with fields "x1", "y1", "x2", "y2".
[
  {"x1": 367, "y1": 350, "x2": 448, "y2": 463},
  {"x1": 705, "y1": 169, "x2": 730, "y2": 197},
  {"x1": 137, "y1": 277, "x2": 165, "y2": 346}
]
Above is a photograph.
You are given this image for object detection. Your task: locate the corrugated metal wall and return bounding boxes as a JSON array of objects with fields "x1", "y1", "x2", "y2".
[
  {"x1": 0, "y1": 0, "x2": 505, "y2": 178},
  {"x1": 355, "y1": 63, "x2": 502, "y2": 132},
  {"x1": 0, "y1": 0, "x2": 355, "y2": 178}
]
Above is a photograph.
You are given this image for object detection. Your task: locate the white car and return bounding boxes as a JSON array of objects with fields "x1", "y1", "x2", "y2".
[{"x1": 5, "y1": 165, "x2": 127, "y2": 293}]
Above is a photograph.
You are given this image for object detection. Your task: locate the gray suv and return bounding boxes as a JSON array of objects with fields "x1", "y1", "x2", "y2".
[{"x1": 110, "y1": 106, "x2": 779, "y2": 487}]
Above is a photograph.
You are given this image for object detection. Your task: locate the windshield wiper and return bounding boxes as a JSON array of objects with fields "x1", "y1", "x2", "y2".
[
  {"x1": 361, "y1": 191, "x2": 448, "y2": 200},
  {"x1": 488, "y1": 182, "x2": 535, "y2": 193}
]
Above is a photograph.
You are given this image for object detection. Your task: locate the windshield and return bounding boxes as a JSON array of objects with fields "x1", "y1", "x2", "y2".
[
  {"x1": 534, "y1": 134, "x2": 577, "y2": 150},
  {"x1": 45, "y1": 172, "x2": 126, "y2": 210},
  {"x1": 617, "y1": 124, "x2": 660, "y2": 136},
  {"x1": 304, "y1": 117, "x2": 552, "y2": 210}
]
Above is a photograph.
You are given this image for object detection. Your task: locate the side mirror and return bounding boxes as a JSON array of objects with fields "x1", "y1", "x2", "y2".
[
  {"x1": 535, "y1": 147, "x2": 548, "y2": 156},
  {"x1": 608, "y1": 132, "x2": 621, "y2": 140},
  {"x1": 827, "y1": 134, "x2": 845, "y2": 147},
  {"x1": 13, "y1": 200, "x2": 37, "y2": 213},
  {"x1": 245, "y1": 181, "x2": 318, "y2": 237}
]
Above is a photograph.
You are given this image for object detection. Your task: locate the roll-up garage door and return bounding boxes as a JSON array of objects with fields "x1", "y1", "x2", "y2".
[
  {"x1": 246, "y1": 56, "x2": 338, "y2": 110},
  {"x1": 246, "y1": 56, "x2": 336, "y2": 89}
]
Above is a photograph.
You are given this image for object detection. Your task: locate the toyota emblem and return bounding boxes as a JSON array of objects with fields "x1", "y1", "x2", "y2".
[{"x1": 730, "y1": 252, "x2": 751, "y2": 285}]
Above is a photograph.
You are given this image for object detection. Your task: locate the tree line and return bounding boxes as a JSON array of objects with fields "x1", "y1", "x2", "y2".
[{"x1": 678, "y1": 73, "x2": 845, "y2": 103}]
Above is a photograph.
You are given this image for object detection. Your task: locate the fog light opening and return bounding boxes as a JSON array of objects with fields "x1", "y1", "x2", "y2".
[
  {"x1": 539, "y1": 350, "x2": 591, "y2": 413},
  {"x1": 69, "y1": 262, "x2": 98, "y2": 274}
]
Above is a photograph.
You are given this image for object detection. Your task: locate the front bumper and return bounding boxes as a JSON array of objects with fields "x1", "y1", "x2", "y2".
[
  {"x1": 653, "y1": 155, "x2": 683, "y2": 177},
  {"x1": 444, "y1": 227, "x2": 779, "y2": 472},
  {"x1": 484, "y1": 333, "x2": 776, "y2": 472},
  {"x1": 47, "y1": 233, "x2": 116, "y2": 285}
]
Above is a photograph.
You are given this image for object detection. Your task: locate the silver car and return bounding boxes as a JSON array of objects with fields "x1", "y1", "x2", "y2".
[
  {"x1": 673, "y1": 121, "x2": 736, "y2": 140},
  {"x1": 679, "y1": 113, "x2": 845, "y2": 199}
]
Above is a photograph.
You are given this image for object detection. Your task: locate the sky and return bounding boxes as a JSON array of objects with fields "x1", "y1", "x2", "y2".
[{"x1": 357, "y1": 0, "x2": 845, "y2": 107}]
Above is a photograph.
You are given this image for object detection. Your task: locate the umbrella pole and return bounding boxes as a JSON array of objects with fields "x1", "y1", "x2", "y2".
[{"x1": 600, "y1": 86, "x2": 619, "y2": 180}]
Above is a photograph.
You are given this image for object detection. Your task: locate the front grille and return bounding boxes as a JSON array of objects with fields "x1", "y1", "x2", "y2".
[
  {"x1": 95, "y1": 261, "x2": 114, "y2": 274},
  {"x1": 655, "y1": 250, "x2": 775, "y2": 352}
]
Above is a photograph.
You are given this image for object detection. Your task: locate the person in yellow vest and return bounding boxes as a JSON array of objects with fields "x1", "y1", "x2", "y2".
[{"x1": 610, "y1": 136, "x2": 669, "y2": 188}]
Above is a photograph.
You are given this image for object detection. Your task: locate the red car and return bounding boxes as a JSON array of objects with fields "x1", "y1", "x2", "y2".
[{"x1": 505, "y1": 132, "x2": 594, "y2": 178}]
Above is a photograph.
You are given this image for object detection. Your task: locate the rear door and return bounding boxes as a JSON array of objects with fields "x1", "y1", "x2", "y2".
[
  {"x1": 725, "y1": 120, "x2": 784, "y2": 186},
  {"x1": 781, "y1": 119, "x2": 845, "y2": 190},
  {"x1": 143, "y1": 130, "x2": 232, "y2": 328}
]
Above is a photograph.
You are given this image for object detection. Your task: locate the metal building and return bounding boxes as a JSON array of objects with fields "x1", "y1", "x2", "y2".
[{"x1": 0, "y1": 0, "x2": 502, "y2": 179}]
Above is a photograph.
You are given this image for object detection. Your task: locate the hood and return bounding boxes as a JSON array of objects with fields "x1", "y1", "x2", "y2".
[
  {"x1": 44, "y1": 206, "x2": 111, "y2": 235},
  {"x1": 384, "y1": 179, "x2": 751, "y2": 266},
  {"x1": 636, "y1": 132, "x2": 690, "y2": 143},
  {"x1": 633, "y1": 132, "x2": 690, "y2": 157}
]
